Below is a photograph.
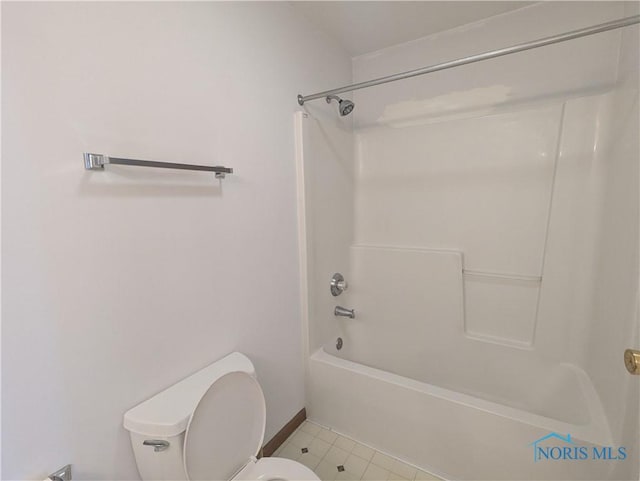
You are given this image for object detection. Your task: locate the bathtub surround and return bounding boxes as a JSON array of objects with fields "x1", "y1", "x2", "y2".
[
  {"x1": 298, "y1": 2, "x2": 639, "y2": 480},
  {"x1": 1, "y1": 2, "x2": 351, "y2": 479}
]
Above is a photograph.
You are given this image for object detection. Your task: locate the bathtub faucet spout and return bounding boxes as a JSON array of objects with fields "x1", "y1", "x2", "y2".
[{"x1": 334, "y1": 306, "x2": 355, "y2": 319}]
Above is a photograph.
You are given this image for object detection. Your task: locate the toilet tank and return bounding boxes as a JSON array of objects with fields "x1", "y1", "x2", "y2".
[{"x1": 123, "y1": 352, "x2": 257, "y2": 481}]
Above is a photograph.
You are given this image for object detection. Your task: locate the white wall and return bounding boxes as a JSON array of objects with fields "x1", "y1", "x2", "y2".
[{"x1": 1, "y1": 2, "x2": 351, "y2": 479}]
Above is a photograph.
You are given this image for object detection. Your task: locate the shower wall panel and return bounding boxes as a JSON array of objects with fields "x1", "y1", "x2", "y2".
[
  {"x1": 295, "y1": 110, "x2": 355, "y2": 355},
  {"x1": 355, "y1": 105, "x2": 561, "y2": 346},
  {"x1": 347, "y1": 2, "x2": 637, "y2": 451}
]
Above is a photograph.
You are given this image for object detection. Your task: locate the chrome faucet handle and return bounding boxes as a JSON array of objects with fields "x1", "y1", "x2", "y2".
[{"x1": 334, "y1": 306, "x2": 355, "y2": 319}]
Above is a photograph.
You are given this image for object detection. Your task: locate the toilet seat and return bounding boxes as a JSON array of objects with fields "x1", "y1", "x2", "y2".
[
  {"x1": 184, "y1": 370, "x2": 319, "y2": 481},
  {"x1": 234, "y1": 457, "x2": 320, "y2": 481},
  {"x1": 184, "y1": 371, "x2": 266, "y2": 481}
]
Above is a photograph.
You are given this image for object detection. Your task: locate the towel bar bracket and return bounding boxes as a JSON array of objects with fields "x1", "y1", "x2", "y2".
[{"x1": 84, "y1": 152, "x2": 108, "y2": 170}]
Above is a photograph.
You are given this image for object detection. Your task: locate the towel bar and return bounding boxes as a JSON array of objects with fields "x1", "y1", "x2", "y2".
[{"x1": 83, "y1": 153, "x2": 233, "y2": 179}]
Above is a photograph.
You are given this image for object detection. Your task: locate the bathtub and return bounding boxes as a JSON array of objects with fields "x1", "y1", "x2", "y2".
[
  {"x1": 294, "y1": 103, "x2": 637, "y2": 480},
  {"x1": 306, "y1": 344, "x2": 624, "y2": 481}
]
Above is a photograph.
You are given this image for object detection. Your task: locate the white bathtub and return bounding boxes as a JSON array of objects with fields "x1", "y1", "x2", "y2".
[
  {"x1": 295, "y1": 98, "x2": 638, "y2": 480},
  {"x1": 307, "y1": 345, "x2": 627, "y2": 481}
]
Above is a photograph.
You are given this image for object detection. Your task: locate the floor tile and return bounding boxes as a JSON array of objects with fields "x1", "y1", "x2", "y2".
[
  {"x1": 308, "y1": 437, "x2": 332, "y2": 458},
  {"x1": 279, "y1": 442, "x2": 301, "y2": 461},
  {"x1": 299, "y1": 452, "x2": 322, "y2": 470},
  {"x1": 334, "y1": 435, "x2": 357, "y2": 452},
  {"x1": 390, "y1": 460, "x2": 416, "y2": 480},
  {"x1": 316, "y1": 427, "x2": 339, "y2": 444},
  {"x1": 343, "y1": 453, "x2": 369, "y2": 478},
  {"x1": 289, "y1": 429, "x2": 314, "y2": 448},
  {"x1": 335, "y1": 469, "x2": 360, "y2": 481},
  {"x1": 324, "y1": 445, "x2": 350, "y2": 466},
  {"x1": 362, "y1": 463, "x2": 390, "y2": 481},
  {"x1": 387, "y1": 473, "x2": 409, "y2": 481},
  {"x1": 351, "y1": 442, "x2": 375, "y2": 461},
  {"x1": 276, "y1": 422, "x2": 442, "y2": 481},
  {"x1": 315, "y1": 460, "x2": 339, "y2": 481},
  {"x1": 300, "y1": 420, "x2": 322, "y2": 436},
  {"x1": 371, "y1": 451, "x2": 395, "y2": 471}
]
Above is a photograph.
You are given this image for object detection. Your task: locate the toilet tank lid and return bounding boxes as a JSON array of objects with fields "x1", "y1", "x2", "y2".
[{"x1": 123, "y1": 352, "x2": 256, "y2": 437}]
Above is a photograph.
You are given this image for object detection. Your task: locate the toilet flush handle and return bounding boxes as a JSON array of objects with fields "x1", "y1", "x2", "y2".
[{"x1": 143, "y1": 439, "x2": 170, "y2": 452}]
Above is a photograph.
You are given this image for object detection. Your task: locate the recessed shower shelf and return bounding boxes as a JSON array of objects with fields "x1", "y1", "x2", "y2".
[{"x1": 83, "y1": 153, "x2": 233, "y2": 179}]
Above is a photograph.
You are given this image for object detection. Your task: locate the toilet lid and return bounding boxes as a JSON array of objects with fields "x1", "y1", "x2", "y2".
[{"x1": 184, "y1": 371, "x2": 266, "y2": 481}]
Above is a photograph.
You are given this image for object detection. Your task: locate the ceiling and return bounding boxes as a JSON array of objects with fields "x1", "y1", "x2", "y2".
[{"x1": 290, "y1": 1, "x2": 534, "y2": 56}]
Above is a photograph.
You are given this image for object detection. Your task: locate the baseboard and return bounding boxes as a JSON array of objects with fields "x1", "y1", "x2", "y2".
[{"x1": 262, "y1": 407, "x2": 307, "y2": 457}]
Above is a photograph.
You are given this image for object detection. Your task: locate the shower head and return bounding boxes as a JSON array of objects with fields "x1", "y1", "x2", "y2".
[{"x1": 326, "y1": 95, "x2": 355, "y2": 116}]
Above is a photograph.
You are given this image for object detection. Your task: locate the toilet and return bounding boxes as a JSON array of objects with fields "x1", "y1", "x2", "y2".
[{"x1": 123, "y1": 352, "x2": 320, "y2": 481}]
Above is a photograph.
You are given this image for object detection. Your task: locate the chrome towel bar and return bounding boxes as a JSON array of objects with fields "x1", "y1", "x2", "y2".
[{"x1": 83, "y1": 153, "x2": 233, "y2": 179}]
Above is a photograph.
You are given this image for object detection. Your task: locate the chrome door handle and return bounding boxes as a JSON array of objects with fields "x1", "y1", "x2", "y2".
[{"x1": 143, "y1": 439, "x2": 170, "y2": 452}]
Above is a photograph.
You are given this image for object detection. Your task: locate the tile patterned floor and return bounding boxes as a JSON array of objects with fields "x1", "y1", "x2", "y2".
[{"x1": 272, "y1": 420, "x2": 442, "y2": 481}]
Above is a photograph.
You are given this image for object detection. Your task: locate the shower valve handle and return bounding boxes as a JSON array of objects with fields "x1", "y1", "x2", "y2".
[{"x1": 330, "y1": 273, "x2": 348, "y2": 296}]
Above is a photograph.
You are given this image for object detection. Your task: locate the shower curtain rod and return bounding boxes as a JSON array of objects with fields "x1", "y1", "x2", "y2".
[{"x1": 297, "y1": 15, "x2": 640, "y2": 106}]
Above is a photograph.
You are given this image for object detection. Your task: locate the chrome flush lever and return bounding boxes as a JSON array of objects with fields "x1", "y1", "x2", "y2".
[{"x1": 143, "y1": 439, "x2": 170, "y2": 452}]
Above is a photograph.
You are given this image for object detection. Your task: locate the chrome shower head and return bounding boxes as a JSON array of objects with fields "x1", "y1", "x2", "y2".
[{"x1": 326, "y1": 95, "x2": 355, "y2": 116}]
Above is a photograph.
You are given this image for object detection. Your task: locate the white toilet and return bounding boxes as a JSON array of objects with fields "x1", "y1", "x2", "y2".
[{"x1": 123, "y1": 352, "x2": 320, "y2": 481}]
